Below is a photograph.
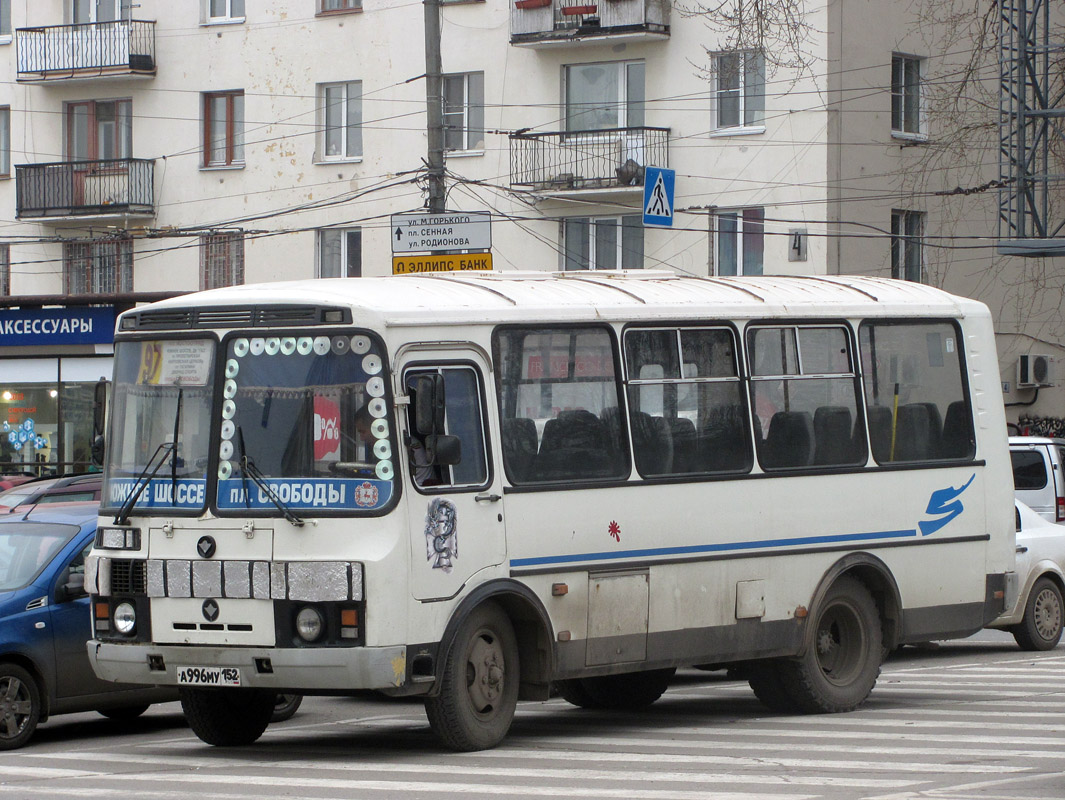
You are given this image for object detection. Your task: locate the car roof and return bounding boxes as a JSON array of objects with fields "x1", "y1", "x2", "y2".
[
  {"x1": 1009, "y1": 435, "x2": 1065, "y2": 446},
  {"x1": 0, "y1": 500, "x2": 99, "y2": 528}
]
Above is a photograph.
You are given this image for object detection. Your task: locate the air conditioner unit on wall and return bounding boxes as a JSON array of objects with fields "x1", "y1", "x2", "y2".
[{"x1": 1017, "y1": 353, "x2": 1054, "y2": 388}]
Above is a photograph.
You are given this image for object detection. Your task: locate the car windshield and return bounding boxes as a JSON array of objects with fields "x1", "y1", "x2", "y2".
[
  {"x1": 0, "y1": 522, "x2": 79, "y2": 591},
  {"x1": 216, "y1": 332, "x2": 397, "y2": 514},
  {"x1": 102, "y1": 339, "x2": 215, "y2": 513}
]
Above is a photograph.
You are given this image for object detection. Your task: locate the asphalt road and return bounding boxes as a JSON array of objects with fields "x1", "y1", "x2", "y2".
[{"x1": 3, "y1": 629, "x2": 1063, "y2": 800}]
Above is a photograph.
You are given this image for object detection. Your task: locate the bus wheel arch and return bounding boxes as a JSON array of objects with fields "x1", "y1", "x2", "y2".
[{"x1": 807, "y1": 553, "x2": 903, "y2": 654}]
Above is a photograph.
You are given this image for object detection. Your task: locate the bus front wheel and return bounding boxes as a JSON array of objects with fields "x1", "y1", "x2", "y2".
[
  {"x1": 180, "y1": 688, "x2": 275, "y2": 746},
  {"x1": 425, "y1": 601, "x2": 520, "y2": 751},
  {"x1": 778, "y1": 576, "x2": 882, "y2": 713}
]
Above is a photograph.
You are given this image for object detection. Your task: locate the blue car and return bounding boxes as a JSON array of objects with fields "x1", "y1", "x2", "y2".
[{"x1": 0, "y1": 502, "x2": 174, "y2": 749}]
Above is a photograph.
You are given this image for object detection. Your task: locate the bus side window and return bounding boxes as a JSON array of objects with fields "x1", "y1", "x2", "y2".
[
  {"x1": 859, "y1": 321, "x2": 975, "y2": 464},
  {"x1": 405, "y1": 366, "x2": 489, "y2": 490}
]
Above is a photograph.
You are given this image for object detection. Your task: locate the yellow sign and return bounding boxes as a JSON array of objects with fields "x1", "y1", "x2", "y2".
[{"x1": 392, "y1": 253, "x2": 493, "y2": 275}]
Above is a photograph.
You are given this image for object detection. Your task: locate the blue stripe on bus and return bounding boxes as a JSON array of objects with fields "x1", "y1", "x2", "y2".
[{"x1": 508, "y1": 527, "x2": 918, "y2": 568}]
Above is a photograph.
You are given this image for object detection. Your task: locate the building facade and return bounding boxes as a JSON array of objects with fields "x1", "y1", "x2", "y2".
[{"x1": 0, "y1": 0, "x2": 1060, "y2": 472}]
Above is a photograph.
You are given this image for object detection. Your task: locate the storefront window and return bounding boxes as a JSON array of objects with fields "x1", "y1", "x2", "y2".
[{"x1": 0, "y1": 386, "x2": 59, "y2": 475}]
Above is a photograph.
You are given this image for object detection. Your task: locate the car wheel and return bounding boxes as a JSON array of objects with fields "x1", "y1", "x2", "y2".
[
  {"x1": 0, "y1": 664, "x2": 41, "y2": 751},
  {"x1": 180, "y1": 688, "x2": 274, "y2": 746},
  {"x1": 98, "y1": 704, "x2": 151, "y2": 721},
  {"x1": 1013, "y1": 576, "x2": 1064, "y2": 651},
  {"x1": 271, "y1": 693, "x2": 303, "y2": 723}
]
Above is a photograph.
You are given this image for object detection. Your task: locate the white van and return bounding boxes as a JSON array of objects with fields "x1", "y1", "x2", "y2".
[{"x1": 1009, "y1": 436, "x2": 1065, "y2": 523}]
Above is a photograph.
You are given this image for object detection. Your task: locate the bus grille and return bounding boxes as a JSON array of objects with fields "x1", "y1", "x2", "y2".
[
  {"x1": 127, "y1": 305, "x2": 351, "y2": 330},
  {"x1": 109, "y1": 559, "x2": 148, "y2": 595}
]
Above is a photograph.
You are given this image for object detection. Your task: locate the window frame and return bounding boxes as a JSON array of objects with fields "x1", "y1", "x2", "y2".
[
  {"x1": 63, "y1": 238, "x2": 134, "y2": 294},
  {"x1": 205, "y1": 0, "x2": 245, "y2": 24},
  {"x1": 317, "y1": 227, "x2": 362, "y2": 278},
  {"x1": 317, "y1": 0, "x2": 361, "y2": 13},
  {"x1": 711, "y1": 50, "x2": 765, "y2": 134},
  {"x1": 890, "y1": 209, "x2": 924, "y2": 282},
  {"x1": 0, "y1": 106, "x2": 9, "y2": 178},
  {"x1": 200, "y1": 232, "x2": 244, "y2": 290},
  {"x1": 563, "y1": 60, "x2": 645, "y2": 133},
  {"x1": 66, "y1": 99, "x2": 132, "y2": 162},
  {"x1": 0, "y1": 0, "x2": 11, "y2": 41},
  {"x1": 316, "y1": 81, "x2": 363, "y2": 162},
  {"x1": 715, "y1": 208, "x2": 764, "y2": 276},
  {"x1": 891, "y1": 53, "x2": 925, "y2": 140},
  {"x1": 202, "y1": 90, "x2": 244, "y2": 168},
  {"x1": 441, "y1": 71, "x2": 485, "y2": 154},
  {"x1": 562, "y1": 214, "x2": 644, "y2": 271},
  {"x1": 0, "y1": 244, "x2": 10, "y2": 295}
]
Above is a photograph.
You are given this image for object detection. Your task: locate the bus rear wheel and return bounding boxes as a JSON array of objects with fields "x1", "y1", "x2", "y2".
[
  {"x1": 746, "y1": 661, "x2": 800, "y2": 713},
  {"x1": 180, "y1": 688, "x2": 275, "y2": 746},
  {"x1": 778, "y1": 576, "x2": 882, "y2": 713},
  {"x1": 425, "y1": 601, "x2": 519, "y2": 751},
  {"x1": 573, "y1": 668, "x2": 674, "y2": 710}
]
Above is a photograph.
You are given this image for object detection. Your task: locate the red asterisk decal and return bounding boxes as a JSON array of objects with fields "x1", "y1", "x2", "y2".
[{"x1": 608, "y1": 520, "x2": 621, "y2": 541}]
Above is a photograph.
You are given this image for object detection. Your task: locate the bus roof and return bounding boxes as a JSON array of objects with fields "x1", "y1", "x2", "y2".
[{"x1": 127, "y1": 272, "x2": 988, "y2": 330}]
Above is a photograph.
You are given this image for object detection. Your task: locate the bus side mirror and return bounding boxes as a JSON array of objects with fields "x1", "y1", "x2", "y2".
[
  {"x1": 414, "y1": 374, "x2": 446, "y2": 437},
  {"x1": 428, "y1": 434, "x2": 461, "y2": 466},
  {"x1": 93, "y1": 379, "x2": 108, "y2": 438}
]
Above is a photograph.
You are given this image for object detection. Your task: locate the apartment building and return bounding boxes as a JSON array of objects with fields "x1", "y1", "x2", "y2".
[{"x1": 0, "y1": 0, "x2": 1058, "y2": 472}]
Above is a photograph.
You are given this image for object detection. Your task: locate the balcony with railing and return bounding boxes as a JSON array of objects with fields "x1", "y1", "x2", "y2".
[
  {"x1": 16, "y1": 158, "x2": 156, "y2": 220},
  {"x1": 511, "y1": 0, "x2": 668, "y2": 47},
  {"x1": 510, "y1": 127, "x2": 669, "y2": 195},
  {"x1": 16, "y1": 20, "x2": 156, "y2": 82}
]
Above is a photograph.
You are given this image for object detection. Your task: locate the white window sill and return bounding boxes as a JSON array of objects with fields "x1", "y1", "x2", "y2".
[
  {"x1": 709, "y1": 125, "x2": 766, "y2": 138},
  {"x1": 202, "y1": 17, "x2": 246, "y2": 26},
  {"x1": 444, "y1": 149, "x2": 484, "y2": 159},
  {"x1": 314, "y1": 156, "x2": 363, "y2": 165},
  {"x1": 0, "y1": 36, "x2": 12, "y2": 46},
  {"x1": 891, "y1": 131, "x2": 928, "y2": 143},
  {"x1": 200, "y1": 163, "x2": 246, "y2": 171}
]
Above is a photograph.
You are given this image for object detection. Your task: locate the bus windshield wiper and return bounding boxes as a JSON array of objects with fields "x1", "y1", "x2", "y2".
[
  {"x1": 113, "y1": 441, "x2": 175, "y2": 526},
  {"x1": 235, "y1": 425, "x2": 305, "y2": 527}
]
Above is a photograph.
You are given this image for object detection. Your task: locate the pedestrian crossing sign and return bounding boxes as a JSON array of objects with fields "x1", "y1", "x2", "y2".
[{"x1": 642, "y1": 166, "x2": 675, "y2": 228}]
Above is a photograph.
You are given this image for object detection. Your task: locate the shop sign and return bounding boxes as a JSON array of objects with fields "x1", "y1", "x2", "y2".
[{"x1": 0, "y1": 307, "x2": 115, "y2": 347}]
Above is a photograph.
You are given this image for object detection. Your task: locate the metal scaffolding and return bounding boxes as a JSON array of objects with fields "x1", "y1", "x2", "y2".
[{"x1": 998, "y1": 0, "x2": 1065, "y2": 256}]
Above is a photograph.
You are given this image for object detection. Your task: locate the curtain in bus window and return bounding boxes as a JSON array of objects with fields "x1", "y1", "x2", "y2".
[
  {"x1": 859, "y1": 321, "x2": 974, "y2": 463},
  {"x1": 494, "y1": 326, "x2": 627, "y2": 484}
]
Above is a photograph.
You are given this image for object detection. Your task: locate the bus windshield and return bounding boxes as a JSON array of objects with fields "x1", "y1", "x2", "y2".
[
  {"x1": 104, "y1": 339, "x2": 216, "y2": 512},
  {"x1": 215, "y1": 333, "x2": 396, "y2": 514}
]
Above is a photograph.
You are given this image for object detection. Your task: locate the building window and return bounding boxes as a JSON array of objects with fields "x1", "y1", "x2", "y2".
[
  {"x1": 564, "y1": 61, "x2": 644, "y2": 132},
  {"x1": 207, "y1": 0, "x2": 244, "y2": 22},
  {"x1": 712, "y1": 51, "x2": 765, "y2": 130},
  {"x1": 73, "y1": 0, "x2": 129, "y2": 22},
  {"x1": 318, "y1": 228, "x2": 362, "y2": 278},
  {"x1": 891, "y1": 209, "x2": 924, "y2": 282},
  {"x1": 891, "y1": 54, "x2": 922, "y2": 136},
  {"x1": 0, "y1": 107, "x2": 9, "y2": 177},
  {"x1": 67, "y1": 100, "x2": 132, "y2": 161},
  {"x1": 0, "y1": 0, "x2": 11, "y2": 38},
  {"x1": 442, "y1": 72, "x2": 485, "y2": 152},
  {"x1": 0, "y1": 245, "x2": 9, "y2": 295},
  {"x1": 563, "y1": 215, "x2": 643, "y2": 270},
  {"x1": 317, "y1": 82, "x2": 362, "y2": 160},
  {"x1": 203, "y1": 91, "x2": 244, "y2": 167},
  {"x1": 201, "y1": 233, "x2": 244, "y2": 289},
  {"x1": 716, "y1": 208, "x2": 764, "y2": 276},
  {"x1": 64, "y1": 239, "x2": 133, "y2": 294},
  {"x1": 319, "y1": 0, "x2": 360, "y2": 11}
]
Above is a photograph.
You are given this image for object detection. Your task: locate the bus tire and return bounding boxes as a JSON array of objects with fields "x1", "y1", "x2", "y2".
[
  {"x1": 579, "y1": 668, "x2": 674, "y2": 710},
  {"x1": 1013, "y1": 577, "x2": 1063, "y2": 651},
  {"x1": 746, "y1": 661, "x2": 800, "y2": 713},
  {"x1": 555, "y1": 678, "x2": 604, "y2": 709},
  {"x1": 425, "y1": 601, "x2": 519, "y2": 751},
  {"x1": 778, "y1": 576, "x2": 882, "y2": 713},
  {"x1": 180, "y1": 688, "x2": 274, "y2": 746}
]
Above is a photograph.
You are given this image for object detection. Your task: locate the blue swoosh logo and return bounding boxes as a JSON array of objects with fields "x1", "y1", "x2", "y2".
[{"x1": 918, "y1": 474, "x2": 975, "y2": 537}]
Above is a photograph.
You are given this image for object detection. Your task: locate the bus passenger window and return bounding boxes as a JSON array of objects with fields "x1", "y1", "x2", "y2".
[
  {"x1": 624, "y1": 327, "x2": 751, "y2": 477},
  {"x1": 748, "y1": 325, "x2": 865, "y2": 471},
  {"x1": 859, "y1": 321, "x2": 975, "y2": 463},
  {"x1": 404, "y1": 366, "x2": 489, "y2": 490},
  {"x1": 494, "y1": 326, "x2": 628, "y2": 484}
]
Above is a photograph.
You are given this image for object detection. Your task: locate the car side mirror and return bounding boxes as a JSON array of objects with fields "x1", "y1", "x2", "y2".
[{"x1": 56, "y1": 571, "x2": 86, "y2": 603}]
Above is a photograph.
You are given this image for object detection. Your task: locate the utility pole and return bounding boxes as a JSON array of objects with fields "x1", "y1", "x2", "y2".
[{"x1": 423, "y1": 0, "x2": 446, "y2": 213}]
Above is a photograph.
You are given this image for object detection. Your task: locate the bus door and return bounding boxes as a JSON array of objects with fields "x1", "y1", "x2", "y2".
[{"x1": 399, "y1": 349, "x2": 505, "y2": 601}]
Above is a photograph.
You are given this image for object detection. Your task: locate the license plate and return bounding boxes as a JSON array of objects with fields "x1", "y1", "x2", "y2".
[{"x1": 176, "y1": 666, "x2": 241, "y2": 687}]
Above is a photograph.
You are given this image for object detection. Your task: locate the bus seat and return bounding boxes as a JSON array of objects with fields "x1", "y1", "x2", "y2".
[
  {"x1": 915, "y1": 402, "x2": 944, "y2": 457},
  {"x1": 894, "y1": 403, "x2": 932, "y2": 461},
  {"x1": 940, "y1": 400, "x2": 974, "y2": 459},
  {"x1": 670, "y1": 418, "x2": 697, "y2": 473},
  {"x1": 761, "y1": 410, "x2": 814, "y2": 469},
  {"x1": 535, "y1": 409, "x2": 615, "y2": 480},
  {"x1": 813, "y1": 406, "x2": 855, "y2": 466},
  {"x1": 867, "y1": 405, "x2": 892, "y2": 462},
  {"x1": 632, "y1": 412, "x2": 673, "y2": 476},
  {"x1": 501, "y1": 417, "x2": 538, "y2": 482},
  {"x1": 700, "y1": 405, "x2": 750, "y2": 472}
]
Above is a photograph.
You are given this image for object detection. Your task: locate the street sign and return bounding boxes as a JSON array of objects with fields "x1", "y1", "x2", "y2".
[
  {"x1": 391, "y1": 211, "x2": 492, "y2": 254},
  {"x1": 392, "y1": 252, "x2": 493, "y2": 275},
  {"x1": 642, "y1": 166, "x2": 675, "y2": 228}
]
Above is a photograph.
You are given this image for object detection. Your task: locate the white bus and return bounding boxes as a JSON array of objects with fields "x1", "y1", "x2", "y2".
[{"x1": 86, "y1": 271, "x2": 1015, "y2": 750}]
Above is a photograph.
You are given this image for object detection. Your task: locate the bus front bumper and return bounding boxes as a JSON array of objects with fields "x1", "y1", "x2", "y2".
[{"x1": 87, "y1": 640, "x2": 408, "y2": 691}]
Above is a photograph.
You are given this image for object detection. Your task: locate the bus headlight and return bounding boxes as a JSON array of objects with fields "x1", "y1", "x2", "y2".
[
  {"x1": 295, "y1": 607, "x2": 324, "y2": 642},
  {"x1": 114, "y1": 602, "x2": 137, "y2": 635}
]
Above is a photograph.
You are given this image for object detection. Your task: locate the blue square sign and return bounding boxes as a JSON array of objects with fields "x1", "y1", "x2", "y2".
[{"x1": 642, "y1": 166, "x2": 675, "y2": 228}]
